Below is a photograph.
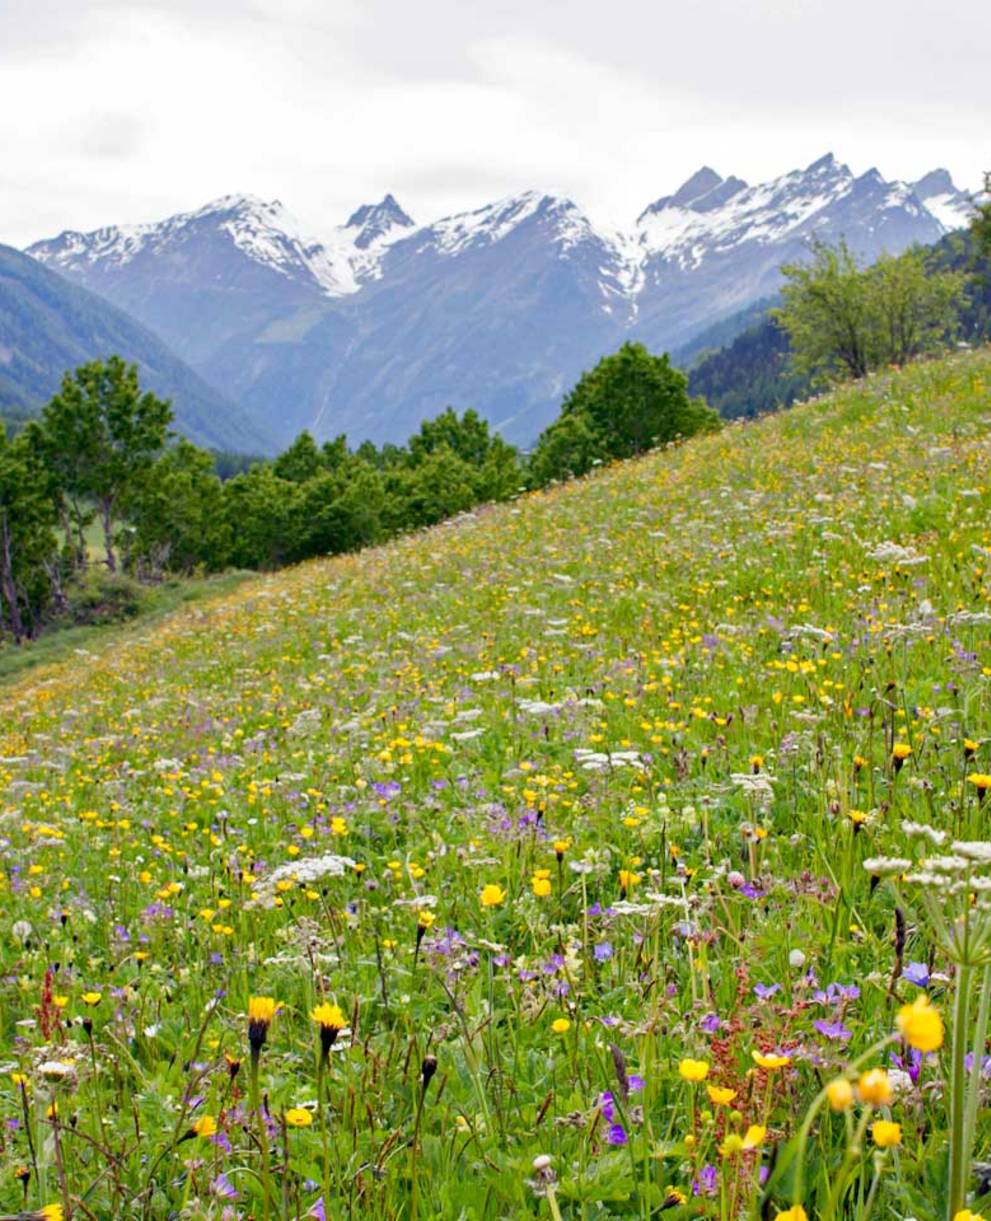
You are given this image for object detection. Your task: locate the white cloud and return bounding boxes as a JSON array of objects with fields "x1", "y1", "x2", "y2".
[{"x1": 1, "y1": 0, "x2": 987, "y2": 246}]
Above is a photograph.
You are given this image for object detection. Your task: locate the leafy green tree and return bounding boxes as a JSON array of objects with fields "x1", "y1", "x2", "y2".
[
  {"x1": 387, "y1": 446, "x2": 481, "y2": 530},
  {"x1": 867, "y1": 249, "x2": 965, "y2": 366},
  {"x1": 123, "y1": 440, "x2": 231, "y2": 575},
  {"x1": 973, "y1": 173, "x2": 991, "y2": 256},
  {"x1": 34, "y1": 357, "x2": 173, "y2": 572},
  {"x1": 408, "y1": 408, "x2": 492, "y2": 467},
  {"x1": 775, "y1": 240, "x2": 877, "y2": 379},
  {"x1": 294, "y1": 461, "x2": 386, "y2": 558},
  {"x1": 0, "y1": 430, "x2": 58, "y2": 641},
  {"x1": 529, "y1": 342, "x2": 718, "y2": 485},
  {"x1": 527, "y1": 411, "x2": 605, "y2": 485},
  {"x1": 222, "y1": 466, "x2": 303, "y2": 570},
  {"x1": 776, "y1": 239, "x2": 965, "y2": 381}
]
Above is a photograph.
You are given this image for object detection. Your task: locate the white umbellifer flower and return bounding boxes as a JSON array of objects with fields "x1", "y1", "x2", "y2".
[
  {"x1": 924, "y1": 856, "x2": 970, "y2": 874},
  {"x1": 866, "y1": 541, "x2": 928, "y2": 566},
  {"x1": 903, "y1": 872, "x2": 953, "y2": 889},
  {"x1": 952, "y1": 841, "x2": 991, "y2": 864},
  {"x1": 862, "y1": 857, "x2": 912, "y2": 876},
  {"x1": 901, "y1": 821, "x2": 948, "y2": 846},
  {"x1": 730, "y1": 773, "x2": 775, "y2": 796},
  {"x1": 287, "y1": 708, "x2": 321, "y2": 739},
  {"x1": 247, "y1": 853, "x2": 355, "y2": 909},
  {"x1": 517, "y1": 699, "x2": 561, "y2": 716}
]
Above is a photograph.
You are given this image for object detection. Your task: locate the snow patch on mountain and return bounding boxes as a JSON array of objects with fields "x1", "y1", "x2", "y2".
[{"x1": 30, "y1": 192, "x2": 416, "y2": 299}]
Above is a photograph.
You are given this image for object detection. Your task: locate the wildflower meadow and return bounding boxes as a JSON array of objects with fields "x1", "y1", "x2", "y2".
[{"x1": 2, "y1": 349, "x2": 991, "y2": 1219}]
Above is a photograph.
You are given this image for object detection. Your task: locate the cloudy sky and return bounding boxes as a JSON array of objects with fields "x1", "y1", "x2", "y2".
[{"x1": 2, "y1": 0, "x2": 987, "y2": 246}]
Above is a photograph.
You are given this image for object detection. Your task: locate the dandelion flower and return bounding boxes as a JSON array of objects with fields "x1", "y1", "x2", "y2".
[
  {"x1": 247, "y1": 995, "x2": 276, "y2": 1057},
  {"x1": 192, "y1": 1115, "x2": 217, "y2": 1138},
  {"x1": 967, "y1": 773, "x2": 991, "y2": 799},
  {"x1": 311, "y1": 1002, "x2": 347, "y2": 1060},
  {"x1": 896, "y1": 994, "x2": 944, "y2": 1052}
]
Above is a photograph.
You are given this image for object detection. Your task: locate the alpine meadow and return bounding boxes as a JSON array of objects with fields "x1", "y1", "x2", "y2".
[{"x1": 1, "y1": 345, "x2": 991, "y2": 1217}]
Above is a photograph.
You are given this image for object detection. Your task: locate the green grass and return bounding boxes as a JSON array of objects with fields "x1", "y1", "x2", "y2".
[
  {"x1": 0, "y1": 570, "x2": 255, "y2": 685},
  {"x1": 1, "y1": 349, "x2": 991, "y2": 1219}
]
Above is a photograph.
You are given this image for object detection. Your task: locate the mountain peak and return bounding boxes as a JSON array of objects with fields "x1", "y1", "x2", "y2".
[
  {"x1": 345, "y1": 194, "x2": 415, "y2": 248},
  {"x1": 670, "y1": 167, "x2": 724, "y2": 207},
  {"x1": 637, "y1": 167, "x2": 748, "y2": 221},
  {"x1": 913, "y1": 168, "x2": 958, "y2": 199},
  {"x1": 805, "y1": 152, "x2": 841, "y2": 173}
]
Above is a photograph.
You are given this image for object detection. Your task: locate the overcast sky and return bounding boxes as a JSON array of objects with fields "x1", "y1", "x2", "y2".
[{"x1": 2, "y1": 0, "x2": 988, "y2": 247}]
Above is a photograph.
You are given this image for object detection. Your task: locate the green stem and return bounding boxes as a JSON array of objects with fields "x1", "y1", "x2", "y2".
[
  {"x1": 783, "y1": 1034, "x2": 896, "y2": 1208},
  {"x1": 962, "y1": 960, "x2": 991, "y2": 1199},
  {"x1": 249, "y1": 1054, "x2": 272, "y2": 1221},
  {"x1": 949, "y1": 963, "x2": 973, "y2": 1217},
  {"x1": 318, "y1": 1057, "x2": 333, "y2": 1220}
]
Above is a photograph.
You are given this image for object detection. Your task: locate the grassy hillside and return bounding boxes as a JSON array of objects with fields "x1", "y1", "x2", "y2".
[
  {"x1": 2, "y1": 350, "x2": 991, "y2": 1218},
  {"x1": 0, "y1": 243, "x2": 275, "y2": 452}
]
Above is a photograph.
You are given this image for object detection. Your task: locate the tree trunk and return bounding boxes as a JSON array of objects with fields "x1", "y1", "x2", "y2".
[
  {"x1": 0, "y1": 510, "x2": 25, "y2": 644},
  {"x1": 101, "y1": 496, "x2": 116, "y2": 573}
]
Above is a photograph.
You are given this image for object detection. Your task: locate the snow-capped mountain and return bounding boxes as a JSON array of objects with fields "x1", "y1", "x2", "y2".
[{"x1": 26, "y1": 155, "x2": 975, "y2": 448}]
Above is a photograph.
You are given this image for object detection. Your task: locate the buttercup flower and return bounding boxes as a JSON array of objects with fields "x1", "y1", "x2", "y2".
[
  {"x1": 706, "y1": 1085, "x2": 737, "y2": 1105},
  {"x1": 858, "y1": 1069, "x2": 893, "y2": 1106},
  {"x1": 480, "y1": 884, "x2": 506, "y2": 908},
  {"x1": 679, "y1": 1058, "x2": 710, "y2": 1082},
  {"x1": 871, "y1": 1119, "x2": 902, "y2": 1148},
  {"x1": 752, "y1": 1050, "x2": 791, "y2": 1070},
  {"x1": 826, "y1": 1078, "x2": 854, "y2": 1111}
]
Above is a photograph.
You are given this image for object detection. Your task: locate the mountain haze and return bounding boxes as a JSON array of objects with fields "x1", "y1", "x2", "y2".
[
  {"x1": 0, "y1": 242, "x2": 273, "y2": 451},
  {"x1": 28, "y1": 155, "x2": 974, "y2": 449}
]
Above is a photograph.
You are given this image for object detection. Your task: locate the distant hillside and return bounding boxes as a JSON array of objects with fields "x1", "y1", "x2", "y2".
[
  {"x1": 687, "y1": 228, "x2": 991, "y2": 418},
  {"x1": 0, "y1": 243, "x2": 274, "y2": 451}
]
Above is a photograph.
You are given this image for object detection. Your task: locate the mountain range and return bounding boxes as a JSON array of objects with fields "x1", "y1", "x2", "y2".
[{"x1": 20, "y1": 154, "x2": 976, "y2": 450}]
